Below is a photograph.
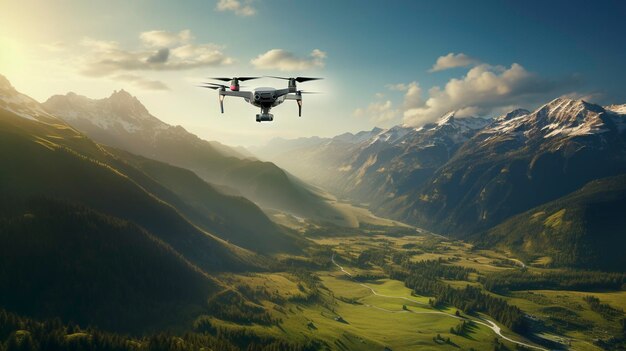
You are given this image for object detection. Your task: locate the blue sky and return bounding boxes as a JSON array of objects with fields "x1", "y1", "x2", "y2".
[{"x1": 1, "y1": 0, "x2": 625, "y2": 146}]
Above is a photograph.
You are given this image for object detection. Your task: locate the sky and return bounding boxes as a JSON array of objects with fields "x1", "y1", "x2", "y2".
[{"x1": 1, "y1": 0, "x2": 625, "y2": 146}]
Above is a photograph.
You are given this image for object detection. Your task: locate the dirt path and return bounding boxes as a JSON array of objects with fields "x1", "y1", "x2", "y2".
[{"x1": 357, "y1": 282, "x2": 428, "y2": 305}]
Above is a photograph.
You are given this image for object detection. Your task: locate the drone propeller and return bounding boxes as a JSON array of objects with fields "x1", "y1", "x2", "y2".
[
  {"x1": 198, "y1": 82, "x2": 227, "y2": 90},
  {"x1": 208, "y1": 76, "x2": 260, "y2": 82},
  {"x1": 268, "y1": 76, "x2": 323, "y2": 83},
  {"x1": 297, "y1": 90, "x2": 321, "y2": 94}
]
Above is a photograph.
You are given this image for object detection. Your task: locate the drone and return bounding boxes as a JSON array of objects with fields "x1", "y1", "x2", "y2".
[{"x1": 198, "y1": 76, "x2": 321, "y2": 122}]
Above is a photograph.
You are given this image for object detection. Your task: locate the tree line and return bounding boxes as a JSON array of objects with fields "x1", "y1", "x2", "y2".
[
  {"x1": 0, "y1": 308, "x2": 320, "y2": 351},
  {"x1": 583, "y1": 295, "x2": 624, "y2": 321},
  {"x1": 482, "y1": 269, "x2": 625, "y2": 294},
  {"x1": 387, "y1": 258, "x2": 477, "y2": 281},
  {"x1": 387, "y1": 261, "x2": 527, "y2": 333}
]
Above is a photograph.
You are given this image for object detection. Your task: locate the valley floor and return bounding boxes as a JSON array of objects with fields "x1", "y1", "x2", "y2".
[{"x1": 209, "y1": 223, "x2": 625, "y2": 351}]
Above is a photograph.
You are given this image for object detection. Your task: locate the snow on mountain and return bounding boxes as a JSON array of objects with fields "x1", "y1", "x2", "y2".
[
  {"x1": 254, "y1": 110, "x2": 495, "y2": 205},
  {"x1": 0, "y1": 74, "x2": 59, "y2": 123},
  {"x1": 347, "y1": 113, "x2": 491, "y2": 150},
  {"x1": 495, "y1": 108, "x2": 530, "y2": 122},
  {"x1": 478, "y1": 98, "x2": 625, "y2": 148},
  {"x1": 328, "y1": 113, "x2": 493, "y2": 201},
  {"x1": 44, "y1": 90, "x2": 168, "y2": 135},
  {"x1": 454, "y1": 116, "x2": 493, "y2": 131},
  {"x1": 251, "y1": 97, "x2": 626, "y2": 234},
  {"x1": 366, "y1": 125, "x2": 412, "y2": 146},
  {"x1": 43, "y1": 90, "x2": 251, "y2": 161},
  {"x1": 538, "y1": 99, "x2": 609, "y2": 138},
  {"x1": 410, "y1": 112, "x2": 492, "y2": 146},
  {"x1": 605, "y1": 104, "x2": 626, "y2": 133},
  {"x1": 389, "y1": 98, "x2": 626, "y2": 237},
  {"x1": 605, "y1": 104, "x2": 626, "y2": 115},
  {"x1": 258, "y1": 112, "x2": 491, "y2": 164},
  {"x1": 423, "y1": 112, "x2": 491, "y2": 133},
  {"x1": 436, "y1": 111, "x2": 455, "y2": 126}
]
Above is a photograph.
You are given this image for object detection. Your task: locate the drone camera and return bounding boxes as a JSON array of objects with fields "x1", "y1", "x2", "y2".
[{"x1": 256, "y1": 114, "x2": 274, "y2": 122}]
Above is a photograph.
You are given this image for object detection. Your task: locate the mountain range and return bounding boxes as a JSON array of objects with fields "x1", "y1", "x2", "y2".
[
  {"x1": 255, "y1": 98, "x2": 626, "y2": 270},
  {"x1": 253, "y1": 113, "x2": 492, "y2": 205},
  {"x1": 43, "y1": 90, "x2": 346, "y2": 223},
  {"x1": 0, "y1": 74, "x2": 308, "y2": 332},
  {"x1": 390, "y1": 99, "x2": 626, "y2": 235}
]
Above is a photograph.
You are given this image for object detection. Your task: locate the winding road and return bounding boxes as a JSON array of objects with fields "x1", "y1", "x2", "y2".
[{"x1": 331, "y1": 254, "x2": 548, "y2": 351}]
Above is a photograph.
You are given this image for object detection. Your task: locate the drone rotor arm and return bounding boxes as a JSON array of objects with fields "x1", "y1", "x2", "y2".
[{"x1": 221, "y1": 90, "x2": 253, "y2": 98}]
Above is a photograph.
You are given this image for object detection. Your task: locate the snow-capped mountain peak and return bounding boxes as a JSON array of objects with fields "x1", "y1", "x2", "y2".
[
  {"x1": 43, "y1": 90, "x2": 167, "y2": 134},
  {"x1": 107, "y1": 89, "x2": 151, "y2": 118},
  {"x1": 480, "y1": 98, "x2": 621, "y2": 145},
  {"x1": 535, "y1": 98, "x2": 610, "y2": 138},
  {"x1": 423, "y1": 112, "x2": 491, "y2": 134},
  {"x1": 362, "y1": 125, "x2": 410, "y2": 146},
  {"x1": 0, "y1": 74, "x2": 59, "y2": 123},
  {"x1": 605, "y1": 104, "x2": 626, "y2": 115},
  {"x1": 436, "y1": 111, "x2": 456, "y2": 126},
  {"x1": 538, "y1": 98, "x2": 604, "y2": 124},
  {"x1": 495, "y1": 108, "x2": 530, "y2": 122}
]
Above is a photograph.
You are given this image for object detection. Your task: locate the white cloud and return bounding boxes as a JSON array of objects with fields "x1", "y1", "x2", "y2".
[
  {"x1": 354, "y1": 82, "x2": 421, "y2": 125},
  {"x1": 386, "y1": 81, "x2": 422, "y2": 109},
  {"x1": 114, "y1": 74, "x2": 169, "y2": 91},
  {"x1": 216, "y1": 0, "x2": 256, "y2": 16},
  {"x1": 171, "y1": 44, "x2": 233, "y2": 65},
  {"x1": 402, "y1": 82, "x2": 422, "y2": 109},
  {"x1": 75, "y1": 30, "x2": 233, "y2": 90},
  {"x1": 251, "y1": 49, "x2": 326, "y2": 71},
  {"x1": 402, "y1": 63, "x2": 577, "y2": 126},
  {"x1": 140, "y1": 29, "x2": 192, "y2": 47},
  {"x1": 353, "y1": 98, "x2": 399, "y2": 124},
  {"x1": 429, "y1": 52, "x2": 477, "y2": 72},
  {"x1": 79, "y1": 30, "x2": 233, "y2": 78}
]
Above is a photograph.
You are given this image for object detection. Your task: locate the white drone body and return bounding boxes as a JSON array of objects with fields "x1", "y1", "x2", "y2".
[{"x1": 199, "y1": 77, "x2": 320, "y2": 122}]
